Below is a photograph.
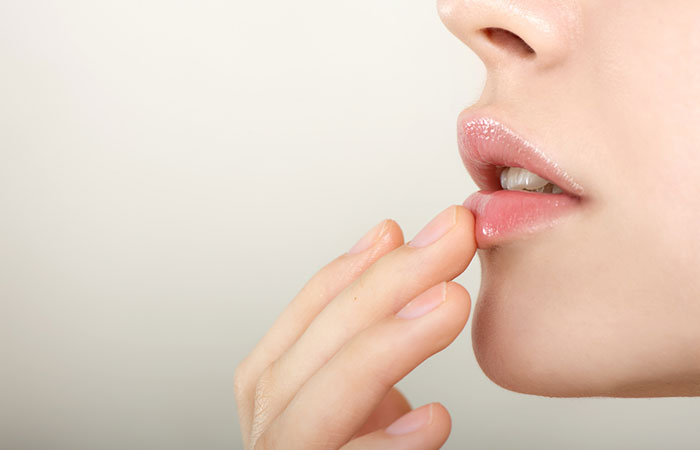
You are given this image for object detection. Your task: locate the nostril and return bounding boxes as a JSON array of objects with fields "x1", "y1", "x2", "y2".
[{"x1": 481, "y1": 27, "x2": 536, "y2": 58}]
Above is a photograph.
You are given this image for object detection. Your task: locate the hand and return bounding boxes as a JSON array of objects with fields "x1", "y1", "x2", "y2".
[{"x1": 234, "y1": 205, "x2": 477, "y2": 449}]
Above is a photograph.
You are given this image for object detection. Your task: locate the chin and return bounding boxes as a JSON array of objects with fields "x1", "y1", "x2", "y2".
[
  {"x1": 468, "y1": 231, "x2": 700, "y2": 399},
  {"x1": 469, "y1": 264, "x2": 594, "y2": 398}
]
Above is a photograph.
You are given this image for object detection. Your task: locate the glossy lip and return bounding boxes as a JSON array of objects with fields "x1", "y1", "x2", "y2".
[
  {"x1": 458, "y1": 116, "x2": 584, "y2": 248},
  {"x1": 458, "y1": 116, "x2": 584, "y2": 197}
]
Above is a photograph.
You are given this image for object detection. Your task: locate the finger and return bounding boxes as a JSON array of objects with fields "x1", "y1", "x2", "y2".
[
  {"x1": 340, "y1": 403, "x2": 451, "y2": 450},
  {"x1": 234, "y1": 219, "x2": 404, "y2": 442},
  {"x1": 352, "y1": 387, "x2": 412, "y2": 439},
  {"x1": 258, "y1": 281, "x2": 471, "y2": 450},
  {"x1": 250, "y1": 206, "x2": 475, "y2": 440}
]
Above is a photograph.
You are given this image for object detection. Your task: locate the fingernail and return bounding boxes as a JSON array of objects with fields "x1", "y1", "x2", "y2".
[
  {"x1": 385, "y1": 404, "x2": 434, "y2": 436},
  {"x1": 396, "y1": 282, "x2": 447, "y2": 319},
  {"x1": 348, "y1": 219, "x2": 389, "y2": 254},
  {"x1": 407, "y1": 206, "x2": 457, "y2": 248}
]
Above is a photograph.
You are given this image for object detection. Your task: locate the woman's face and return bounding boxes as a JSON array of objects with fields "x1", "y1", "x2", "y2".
[{"x1": 439, "y1": 0, "x2": 700, "y2": 397}]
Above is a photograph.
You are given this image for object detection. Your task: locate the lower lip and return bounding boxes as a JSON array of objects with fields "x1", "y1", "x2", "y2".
[{"x1": 463, "y1": 190, "x2": 580, "y2": 249}]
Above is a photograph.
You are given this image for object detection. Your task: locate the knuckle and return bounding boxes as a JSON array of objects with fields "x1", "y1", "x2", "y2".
[
  {"x1": 233, "y1": 358, "x2": 253, "y2": 401},
  {"x1": 252, "y1": 430, "x2": 273, "y2": 450},
  {"x1": 345, "y1": 328, "x2": 397, "y2": 391},
  {"x1": 255, "y1": 361, "x2": 276, "y2": 396},
  {"x1": 251, "y1": 362, "x2": 277, "y2": 430}
]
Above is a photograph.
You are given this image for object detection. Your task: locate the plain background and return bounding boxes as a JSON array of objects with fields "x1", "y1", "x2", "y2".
[{"x1": 2, "y1": 1, "x2": 700, "y2": 449}]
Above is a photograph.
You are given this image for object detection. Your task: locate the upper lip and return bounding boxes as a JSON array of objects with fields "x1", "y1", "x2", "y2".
[{"x1": 457, "y1": 116, "x2": 584, "y2": 197}]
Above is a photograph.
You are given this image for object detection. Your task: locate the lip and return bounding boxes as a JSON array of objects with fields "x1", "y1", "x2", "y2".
[{"x1": 458, "y1": 116, "x2": 583, "y2": 248}]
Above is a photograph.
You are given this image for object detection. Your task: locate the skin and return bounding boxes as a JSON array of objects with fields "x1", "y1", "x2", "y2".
[
  {"x1": 235, "y1": 0, "x2": 700, "y2": 448},
  {"x1": 441, "y1": 0, "x2": 700, "y2": 398},
  {"x1": 236, "y1": 207, "x2": 476, "y2": 449}
]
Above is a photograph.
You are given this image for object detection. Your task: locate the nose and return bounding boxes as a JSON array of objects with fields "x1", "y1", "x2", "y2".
[{"x1": 437, "y1": 0, "x2": 582, "y2": 69}]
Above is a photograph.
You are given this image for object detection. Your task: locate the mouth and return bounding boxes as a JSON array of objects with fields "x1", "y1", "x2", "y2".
[{"x1": 458, "y1": 116, "x2": 584, "y2": 249}]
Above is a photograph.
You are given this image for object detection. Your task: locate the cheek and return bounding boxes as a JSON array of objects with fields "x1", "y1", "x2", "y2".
[
  {"x1": 470, "y1": 210, "x2": 700, "y2": 397},
  {"x1": 586, "y1": 1, "x2": 700, "y2": 214}
]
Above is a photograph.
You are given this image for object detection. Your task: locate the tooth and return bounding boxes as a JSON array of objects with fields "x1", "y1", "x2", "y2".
[
  {"x1": 500, "y1": 169, "x2": 509, "y2": 190},
  {"x1": 551, "y1": 185, "x2": 563, "y2": 194},
  {"x1": 500, "y1": 167, "x2": 550, "y2": 191}
]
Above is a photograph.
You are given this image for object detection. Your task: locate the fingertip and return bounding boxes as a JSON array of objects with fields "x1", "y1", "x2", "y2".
[
  {"x1": 455, "y1": 203, "x2": 475, "y2": 228},
  {"x1": 445, "y1": 281, "x2": 472, "y2": 315},
  {"x1": 359, "y1": 219, "x2": 404, "y2": 264},
  {"x1": 381, "y1": 219, "x2": 405, "y2": 247},
  {"x1": 349, "y1": 218, "x2": 404, "y2": 257},
  {"x1": 341, "y1": 403, "x2": 452, "y2": 449},
  {"x1": 428, "y1": 402, "x2": 453, "y2": 448},
  {"x1": 341, "y1": 218, "x2": 403, "y2": 265},
  {"x1": 455, "y1": 204, "x2": 477, "y2": 252},
  {"x1": 383, "y1": 403, "x2": 452, "y2": 448},
  {"x1": 436, "y1": 282, "x2": 472, "y2": 346}
]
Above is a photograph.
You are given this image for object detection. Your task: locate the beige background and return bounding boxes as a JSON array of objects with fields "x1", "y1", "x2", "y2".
[{"x1": 2, "y1": 1, "x2": 699, "y2": 449}]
